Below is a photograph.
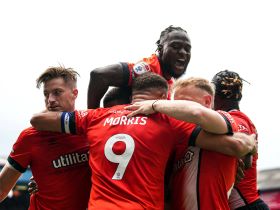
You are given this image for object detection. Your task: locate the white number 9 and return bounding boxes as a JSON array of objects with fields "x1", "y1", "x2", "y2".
[{"x1": 104, "y1": 134, "x2": 135, "y2": 180}]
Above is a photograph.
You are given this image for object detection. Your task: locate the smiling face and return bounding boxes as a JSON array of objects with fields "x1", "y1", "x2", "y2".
[
  {"x1": 159, "y1": 31, "x2": 191, "y2": 79},
  {"x1": 43, "y1": 78, "x2": 78, "y2": 112}
]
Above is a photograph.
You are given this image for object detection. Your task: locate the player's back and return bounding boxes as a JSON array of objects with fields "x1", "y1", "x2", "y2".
[
  {"x1": 171, "y1": 142, "x2": 237, "y2": 210},
  {"x1": 73, "y1": 105, "x2": 195, "y2": 210},
  {"x1": 9, "y1": 127, "x2": 91, "y2": 210},
  {"x1": 228, "y1": 110, "x2": 259, "y2": 209}
]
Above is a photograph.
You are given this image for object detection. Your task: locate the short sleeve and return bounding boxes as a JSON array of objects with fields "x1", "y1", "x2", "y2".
[
  {"x1": 8, "y1": 130, "x2": 32, "y2": 173},
  {"x1": 217, "y1": 110, "x2": 238, "y2": 134},
  {"x1": 73, "y1": 110, "x2": 97, "y2": 135}
]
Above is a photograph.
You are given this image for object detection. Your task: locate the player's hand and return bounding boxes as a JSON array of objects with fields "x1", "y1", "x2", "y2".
[
  {"x1": 233, "y1": 133, "x2": 257, "y2": 156},
  {"x1": 249, "y1": 135, "x2": 258, "y2": 156},
  {"x1": 242, "y1": 154, "x2": 253, "y2": 169},
  {"x1": 235, "y1": 159, "x2": 245, "y2": 185},
  {"x1": 125, "y1": 100, "x2": 157, "y2": 118},
  {"x1": 28, "y1": 176, "x2": 39, "y2": 195}
]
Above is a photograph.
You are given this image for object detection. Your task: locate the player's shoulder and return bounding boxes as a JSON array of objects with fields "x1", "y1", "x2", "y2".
[
  {"x1": 229, "y1": 110, "x2": 256, "y2": 133},
  {"x1": 13, "y1": 127, "x2": 42, "y2": 145},
  {"x1": 19, "y1": 126, "x2": 40, "y2": 137},
  {"x1": 229, "y1": 110, "x2": 254, "y2": 124},
  {"x1": 133, "y1": 54, "x2": 160, "y2": 75}
]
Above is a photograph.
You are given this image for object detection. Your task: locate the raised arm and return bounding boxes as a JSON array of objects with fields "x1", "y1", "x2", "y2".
[
  {"x1": 125, "y1": 100, "x2": 230, "y2": 134},
  {"x1": 30, "y1": 111, "x2": 62, "y2": 132},
  {"x1": 0, "y1": 163, "x2": 21, "y2": 202},
  {"x1": 195, "y1": 131, "x2": 256, "y2": 158},
  {"x1": 88, "y1": 64, "x2": 127, "y2": 109}
]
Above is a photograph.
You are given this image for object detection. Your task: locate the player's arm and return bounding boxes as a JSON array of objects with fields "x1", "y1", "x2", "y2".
[
  {"x1": 126, "y1": 100, "x2": 229, "y2": 134},
  {"x1": 0, "y1": 163, "x2": 21, "y2": 202},
  {"x1": 30, "y1": 111, "x2": 63, "y2": 132},
  {"x1": 232, "y1": 114, "x2": 257, "y2": 168},
  {"x1": 88, "y1": 63, "x2": 128, "y2": 109},
  {"x1": 194, "y1": 130, "x2": 256, "y2": 157}
]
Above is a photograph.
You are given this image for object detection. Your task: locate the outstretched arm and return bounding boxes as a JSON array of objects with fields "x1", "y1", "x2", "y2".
[
  {"x1": 195, "y1": 131, "x2": 256, "y2": 158},
  {"x1": 0, "y1": 163, "x2": 21, "y2": 202},
  {"x1": 88, "y1": 64, "x2": 126, "y2": 109},
  {"x1": 125, "y1": 100, "x2": 230, "y2": 134}
]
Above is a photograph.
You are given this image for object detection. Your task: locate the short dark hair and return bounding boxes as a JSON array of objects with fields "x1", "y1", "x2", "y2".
[
  {"x1": 132, "y1": 72, "x2": 168, "y2": 93},
  {"x1": 36, "y1": 65, "x2": 79, "y2": 88},
  {"x1": 156, "y1": 25, "x2": 188, "y2": 51},
  {"x1": 212, "y1": 70, "x2": 243, "y2": 101},
  {"x1": 103, "y1": 87, "x2": 131, "y2": 108}
]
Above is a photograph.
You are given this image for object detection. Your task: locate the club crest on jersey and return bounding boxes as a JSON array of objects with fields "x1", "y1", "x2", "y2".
[{"x1": 132, "y1": 62, "x2": 151, "y2": 77}]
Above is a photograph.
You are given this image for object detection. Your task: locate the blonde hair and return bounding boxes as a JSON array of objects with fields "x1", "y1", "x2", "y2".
[{"x1": 172, "y1": 77, "x2": 215, "y2": 96}]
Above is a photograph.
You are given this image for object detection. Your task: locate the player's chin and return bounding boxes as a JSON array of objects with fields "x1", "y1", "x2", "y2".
[{"x1": 172, "y1": 67, "x2": 187, "y2": 78}]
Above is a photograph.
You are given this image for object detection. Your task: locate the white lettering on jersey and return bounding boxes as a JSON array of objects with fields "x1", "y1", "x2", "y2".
[
  {"x1": 103, "y1": 116, "x2": 147, "y2": 126},
  {"x1": 52, "y1": 152, "x2": 89, "y2": 169},
  {"x1": 238, "y1": 124, "x2": 249, "y2": 133}
]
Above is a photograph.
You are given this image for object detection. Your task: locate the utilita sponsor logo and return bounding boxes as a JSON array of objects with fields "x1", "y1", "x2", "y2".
[{"x1": 52, "y1": 152, "x2": 89, "y2": 169}]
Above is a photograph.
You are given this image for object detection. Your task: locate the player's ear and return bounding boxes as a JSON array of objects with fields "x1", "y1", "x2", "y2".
[
  {"x1": 203, "y1": 94, "x2": 212, "y2": 108},
  {"x1": 72, "y1": 88, "x2": 78, "y2": 99},
  {"x1": 157, "y1": 44, "x2": 163, "y2": 56}
]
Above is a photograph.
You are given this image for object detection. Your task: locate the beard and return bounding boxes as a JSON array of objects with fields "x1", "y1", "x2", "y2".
[{"x1": 162, "y1": 62, "x2": 187, "y2": 79}]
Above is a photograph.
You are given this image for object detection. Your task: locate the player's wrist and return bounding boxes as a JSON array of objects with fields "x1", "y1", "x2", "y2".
[{"x1": 152, "y1": 100, "x2": 159, "y2": 112}]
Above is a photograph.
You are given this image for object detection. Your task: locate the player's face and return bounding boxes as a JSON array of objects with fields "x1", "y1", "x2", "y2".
[
  {"x1": 160, "y1": 31, "x2": 191, "y2": 79},
  {"x1": 173, "y1": 85, "x2": 211, "y2": 108},
  {"x1": 131, "y1": 88, "x2": 167, "y2": 103},
  {"x1": 43, "y1": 78, "x2": 78, "y2": 112}
]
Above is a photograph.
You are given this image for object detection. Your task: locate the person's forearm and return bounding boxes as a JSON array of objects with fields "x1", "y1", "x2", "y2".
[
  {"x1": 30, "y1": 112, "x2": 62, "y2": 132},
  {"x1": 153, "y1": 100, "x2": 228, "y2": 134},
  {"x1": 230, "y1": 133, "x2": 256, "y2": 157},
  {"x1": 196, "y1": 132, "x2": 256, "y2": 158},
  {"x1": 0, "y1": 164, "x2": 21, "y2": 202}
]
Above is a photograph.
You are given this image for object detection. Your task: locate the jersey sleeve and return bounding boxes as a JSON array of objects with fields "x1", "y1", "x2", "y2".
[
  {"x1": 122, "y1": 61, "x2": 152, "y2": 86},
  {"x1": 8, "y1": 130, "x2": 32, "y2": 173},
  {"x1": 120, "y1": 62, "x2": 131, "y2": 86},
  {"x1": 188, "y1": 126, "x2": 202, "y2": 146},
  {"x1": 174, "y1": 110, "x2": 238, "y2": 147},
  {"x1": 61, "y1": 110, "x2": 98, "y2": 135},
  {"x1": 217, "y1": 110, "x2": 238, "y2": 133},
  {"x1": 230, "y1": 113, "x2": 254, "y2": 134},
  {"x1": 122, "y1": 54, "x2": 162, "y2": 86}
]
